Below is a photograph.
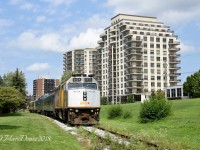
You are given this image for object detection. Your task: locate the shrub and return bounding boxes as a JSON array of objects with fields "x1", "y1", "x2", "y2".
[
  {"x1": 127, "y1": 94, "x2": 135, "y2": 103},
  {"x1": 101, "y1": 97, "x2": 108, "y2": 105},
  {"x1": 108, "y1": 105, "x2": 123, "y2": 119},
  {"x1": 123, "y1": 110, "x2": 132, "y2": 119},
  {"x1": 139, "y1": 95, "x2": 171, "y2": 123}
]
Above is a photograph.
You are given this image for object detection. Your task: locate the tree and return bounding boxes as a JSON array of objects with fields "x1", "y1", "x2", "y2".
[
  {"x1": 0, "y1": 87, "x2": 25, "y2": 114},
  {"x1": 0, "y1": 76, "x2": 4, "y2": 86},
  {"x1": 61, "y1": 71, "x2": 75, "y2": 84},
  {"x1": 183, "y1": 70, "x2": 200, "y2": 98},
  {"x1": 11, "y1": 68, "x2": 27, "y2": 96},
  {"x1": 2, "y1": 69, "x2": 27, "y2": 96}
]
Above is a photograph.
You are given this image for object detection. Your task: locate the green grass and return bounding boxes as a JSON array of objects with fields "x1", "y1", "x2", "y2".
[
  {"x1": 99, "y1": 98, "x2": 200, "y2": 149},
  {"x1": 0, "y1": 112, "x2": 86, "y2": 150}
]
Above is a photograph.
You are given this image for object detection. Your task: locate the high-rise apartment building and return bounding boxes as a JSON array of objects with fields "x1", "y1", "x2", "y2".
[
  {"x1": 63, "y1": 48, "x2": 97, "y2": 75},
  {"x1": 33, "y1": 78, "x2": 60, "y2": 100},
  {"x1": 97, "y1": 14, "x2": 181, "y2": 103}
]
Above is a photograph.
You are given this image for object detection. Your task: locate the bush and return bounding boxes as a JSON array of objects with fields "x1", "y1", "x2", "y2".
[
  {"x1": 127, "y1": 94, "x2": 135, "y2": 103},
  {"x1": 108, "y1": 105, "x2": 123, "y2": 119},
  {"x1": 101, "y1": 97, "x2": 108, "y2": 105},
  {"x1": 139, "y1": 95, "x2": 171, "y2": 123},
  {"x1": 123, "y1": 110, "x2": 132, "y2": 119}
]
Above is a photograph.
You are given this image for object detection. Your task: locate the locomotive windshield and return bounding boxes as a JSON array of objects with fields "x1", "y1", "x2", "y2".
[{"x1": 68, "y1": 83, "x2": 97, "y2": 90}]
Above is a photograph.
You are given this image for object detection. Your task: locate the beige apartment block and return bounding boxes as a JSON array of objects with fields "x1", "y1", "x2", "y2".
[
  {"x1": 97, "y1": 14, "x2": 181, "y2": 103},
  {"x1": 63, "y1": 48, "x2": 98, "y2": 75}
]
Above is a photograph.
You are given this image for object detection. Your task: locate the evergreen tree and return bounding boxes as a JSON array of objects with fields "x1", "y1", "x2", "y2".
[{"x1": 11, "y1": 68, "x2": 27, "y2": 96}]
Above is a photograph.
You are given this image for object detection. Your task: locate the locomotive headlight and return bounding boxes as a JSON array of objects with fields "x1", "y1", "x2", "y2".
[
  {"x1": 91, "y1": 109, "x2": 94, "y2": 112},
  {"x1": 75, "y1": 109, "x2": 79, "y2": 112}
]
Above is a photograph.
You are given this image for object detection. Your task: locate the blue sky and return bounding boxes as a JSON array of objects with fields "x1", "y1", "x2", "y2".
[{"x1": 0, "y1": 0, "x2": 200, "y2": 95}]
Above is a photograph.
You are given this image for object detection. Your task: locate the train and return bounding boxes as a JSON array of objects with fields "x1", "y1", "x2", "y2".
[{"x1": 29, "y1": 75, "x2": 101, "y2": 125}]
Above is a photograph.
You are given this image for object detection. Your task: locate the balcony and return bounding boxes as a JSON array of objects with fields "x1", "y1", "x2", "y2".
[
  {"x1": 100, "y1": 33, "x2": 106, "y2": 38},
  {"x1": 126, "y1": 50, "x2": 143, "y2": 56},
  {"x1": 169, "y1": 47, "x2": 180, "y2": 51},
  {"x1": 169, "y1": 41, "x2": 180, "y2": 45},
  {"x1": 169, "y1": 59, "x2": 181, "y2": 64},
  {"x1": 169, "y1": 66, "x2": 181, "y2": 70},
  {"x1": 124, "y1": 38, "x2": 143, "y2": 44},
  {"x1": 170, "y1": 72, "x2": 181, "y2": 76},
  {"x1": 169, "y1": 53, "x2": 181, "y2": 57},
  {"x1": 125, "y1": 44, "x2": 143, "y2": 50},
  {"x1": 97, "y1": 39, "x2": 104, "y2": 44}
]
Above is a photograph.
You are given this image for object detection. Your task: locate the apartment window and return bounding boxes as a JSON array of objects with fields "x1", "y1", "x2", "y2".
[
  {"x1": 167, "y1": 89, "x2": 170, "y2": 97},
  {"x1": 177, "y1": 88, "x2": 182, "y2": 97},
  {"x1": 144, "y1": 49, "x2": 147, "y2": 54},
  {"x1": 157, "y1": 76, "x2": 161, "y2": 80},
  {"x1": 144, "y1": 43, "x2": 147, "y2": 48},
  {"x1": 144, "y1": 69, "x2": 148, "y2": 73},
  {"x1": 163, "y1": 57, "x2": 167, "y2": 61},
  {"x1": 151, "y1": 82, "x2": 155, "y2": 87},
  {"x1": 144, "y1": 56, "x2": 147, "y2": 60},
  {"x1": 150, "y1": 50, "x2": 154, "y2": 54},
  {"x1": 156, "y1": 44, "x2": 160, "y2": 48},
  {"x1": 151, "y1": 76, "x2": 155, "y2": 80},
  {"x1": 150, "y1": 56, "x2": 154, "y2": 61},
  {"x1": 151, "y1": 63, "x2": 154, "y2": 67},
  {"x1": 157, "y1": 69, "x2": 161, "y2": 74},
  {"x1": 150, "y1": 44, "x2": 154, "y2": 48},
  {"x1": 144, "y1": 37, "x2": 147, "y2": 41},
  {"x1": 157, "y1": 82, "x2": 161, "y2": 87},
  {"x1": 151, "y1": 69, "x2": 154, "y2": 73},
  {"x1": 171, "y1": 89, "x2": 176, "y2": 97},
  {"x1": 156, "y1": 38, "x2": 160, "y2": 42},
  {"x1": 150, "y1": 37, "x2": 154, "y2": 42},
  {"x1": 163, "y1": 38, "x2": 166, "y2": 42},
  {"x1": 156, "y1": 57, "x2": 160, "y2": 61},
  {"x1": 144, "y1": 63, "x2": 148, "y2": 67},
  {"x1": 163, "y1": 44, "x2": 167, "y2": 49},
  {"x1": 144, "y1": 75, "x2": 148, "y2": 80}
]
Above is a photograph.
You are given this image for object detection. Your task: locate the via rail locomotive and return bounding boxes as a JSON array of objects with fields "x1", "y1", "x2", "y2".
[{"x1": 30, "y1": 75, "x2": 100, "y2": 125}]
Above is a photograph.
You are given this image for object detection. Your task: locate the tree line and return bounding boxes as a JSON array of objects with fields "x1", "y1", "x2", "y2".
[{"x1": 0, "y1": 68, "x2": 27, "y2": 115}]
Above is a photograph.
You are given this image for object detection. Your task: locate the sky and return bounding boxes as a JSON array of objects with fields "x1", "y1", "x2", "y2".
[{"x1": 0, "y1": 0, "x2": 200, "y2": 95}]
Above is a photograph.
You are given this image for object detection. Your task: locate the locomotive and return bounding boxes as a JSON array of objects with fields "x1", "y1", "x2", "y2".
[{"x1": 30, "y1": 75, "x2": 100, "y2": 125}]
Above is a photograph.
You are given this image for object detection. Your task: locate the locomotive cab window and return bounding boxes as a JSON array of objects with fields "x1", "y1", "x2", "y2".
[
  {"x1": 68, "y1": 83, "x2": 83, "y2": 89},
  {"x1": 83, "y1": 83, "x2": 97, "y2": 89},
  {"x1": 68, "y1": 83, "x2": 97, "y2": 90}
]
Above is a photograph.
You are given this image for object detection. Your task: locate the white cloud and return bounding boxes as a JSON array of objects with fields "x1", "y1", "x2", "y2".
[
  {"x1": 180, "y1": 42, "x2": 198, "y2": 54},
  {"x1": 0, "y1": 19, "x2": 13, "y2": 28},
  {"x1": 36, "y1": 15, "x2": 46, "y2": 23},
  {"x1": 8, "y1": 31, "x2": 67, "y2": 52},
  {"x1": 104, "y1": 0, "x2": 200, "y2": 25},
  {"x1": 26, "y1": 63, "x2": 50, "y2": 72},
  {"x1": 67, "y1": 28, "x2": 103, "y2": 50},
  {"x1": 42, "y1": 0, "x2": 75, "y2": 6},
  {"x1": 20, "y1": 2, "x2": 34, "y2": 10}
]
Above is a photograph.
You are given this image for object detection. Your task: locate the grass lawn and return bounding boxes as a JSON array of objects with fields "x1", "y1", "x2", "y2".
[
  {"x1": 99, "y1": 98, "x2": 200, "y2": 149},
  {"x1": 0, "y1": 112, "x2": 86, "y2": 150}
]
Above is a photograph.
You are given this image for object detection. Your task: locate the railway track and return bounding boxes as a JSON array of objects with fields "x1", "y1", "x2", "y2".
[{"x1": 45, "y1": 115, "x2": 161, "y2": 149}]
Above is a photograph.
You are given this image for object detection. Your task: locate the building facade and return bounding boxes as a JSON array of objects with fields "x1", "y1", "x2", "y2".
[
  {"x1": 33, "y1": 78, "x2": 59, "y2": 100},
  {"x1": 97, "y1": 14, "x2": 181, "y2": 103},
  {"x1": 63, "y1": 48, "x2": 97, "y2": 75}
]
